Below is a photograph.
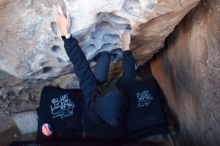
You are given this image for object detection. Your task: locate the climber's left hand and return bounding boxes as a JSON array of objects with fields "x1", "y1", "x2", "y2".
[
  {"x1": 122, "y1": 30, "x2": 131, "y2": 51},
  {"x1": 53, "y1": 5, "x2": 71, "y2": 38}
]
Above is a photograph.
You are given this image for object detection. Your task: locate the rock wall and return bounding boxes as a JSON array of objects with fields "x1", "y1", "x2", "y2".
[
  {"x1": 0, "y1": 0, "x2": 199, "y2": 80},
  {"x1": 2, "y1": 0, "x2": 220, "y2": 145},
  {"x1": 0, "y1": 0, "x2": 200, "y2": 116},
  {"x1": 150, "y1": 0, "x2": 220, "y2": 145}
]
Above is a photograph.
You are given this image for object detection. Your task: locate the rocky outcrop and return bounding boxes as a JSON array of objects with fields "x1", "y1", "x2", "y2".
[
  {"x1": 0, "y1": 0, "x2": 199, "y2": 80},
  {"x1": 0, "y1": 0, "x2": 201, "y2": 141},
  {"x1": 150, "y1": 0, "x2": 220, "y2": 145}
]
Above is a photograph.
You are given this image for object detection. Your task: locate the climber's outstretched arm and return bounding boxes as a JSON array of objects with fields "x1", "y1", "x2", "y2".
[
  {"x1": 62, "y1": 36, "x2": 97, "y2": 99},
  {"x1": 53, "y1": 6, "x2": 97, "y2": 102},
  {"x1": 120, "y1": 31, "x2": 136, "y2": 84}
]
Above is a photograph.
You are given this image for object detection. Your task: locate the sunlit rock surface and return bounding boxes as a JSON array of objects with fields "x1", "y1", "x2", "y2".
[{"x1": 0, "y1": 0, "x2": 199, "y2": 80}]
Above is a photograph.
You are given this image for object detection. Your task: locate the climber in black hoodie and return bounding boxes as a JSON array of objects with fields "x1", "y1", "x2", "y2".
[
  {"x1": 37, "y1": 5, "x2": 129, "y2": 141},
  {"x1": 37, "y1": 5, "x2": 167, "y2": 142}
]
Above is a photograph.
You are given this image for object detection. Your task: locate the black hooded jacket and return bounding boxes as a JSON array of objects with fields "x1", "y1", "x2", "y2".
[
  {"x1": 37, "y1": 36, "x2": 167, "y2": 142},
  {"x1": 38, "y1": 36, "x2": 128, "y2": 141}
]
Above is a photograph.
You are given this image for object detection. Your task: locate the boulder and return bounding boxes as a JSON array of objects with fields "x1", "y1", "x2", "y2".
[
  {"x1": 150, "y1": 0, "x2": 220, "y2": 145},
  {"x1": 13, "y1": 111, "x2": 38, "y2": 135},
  {"x1": 0, "y1": 0, "x2": 199, "y2": 80}
]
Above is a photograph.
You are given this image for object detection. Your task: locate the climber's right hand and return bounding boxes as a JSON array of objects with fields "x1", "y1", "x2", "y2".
[
  {"x1": 122, "y1": 30, "x2": 131, "y2": 51},
  {"x1": 53, "y1": 5, "x2": 71, "y2": 38}
]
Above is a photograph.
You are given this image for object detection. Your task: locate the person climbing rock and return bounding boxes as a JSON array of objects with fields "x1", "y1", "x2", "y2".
[
  {"x1": 37, "y1": 5, "x2": 128, "y2": 141},
  {"x1": 36, "y1": 4, "x2": 168, "y2": 143}
]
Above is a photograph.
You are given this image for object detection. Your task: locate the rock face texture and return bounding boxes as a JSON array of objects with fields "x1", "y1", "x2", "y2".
[
  {"x1": 150, "y1": 0, "x2": 220, "y2": 145},
  {"x1": 0, "y1": 0, "x2": 199, "y2": 80},
  {"x1": 0, "y1": 0, "x2": 206, "y2": 143}
]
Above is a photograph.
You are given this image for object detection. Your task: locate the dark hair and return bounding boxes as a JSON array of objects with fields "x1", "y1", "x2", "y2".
[{"x1": 136, "y1": 62, "x2": 153, "y2": 81}]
